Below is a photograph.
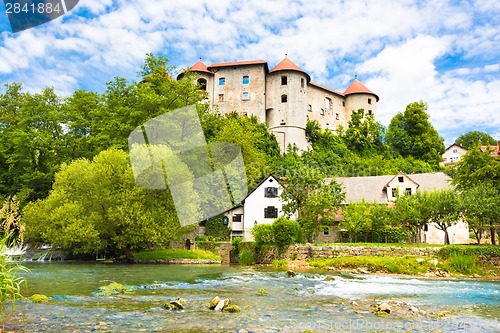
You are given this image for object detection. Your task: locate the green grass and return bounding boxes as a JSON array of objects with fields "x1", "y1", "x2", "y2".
[
  {"x1": 133, "y1": 249, "x2": 221, "y2": 261},
  {"x1": 239, "y1": 250, "x2": 256, "y2": 265},
  {"x1": 272, "y1": 259, "x2": 288, "y2": 268},
  {"x1": 308, "y1": 255, "x2": 431, "y2": 275}
]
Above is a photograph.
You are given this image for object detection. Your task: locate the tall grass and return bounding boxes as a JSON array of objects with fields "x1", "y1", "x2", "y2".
[
  {"x1": 239, "y1": 250, "x2": 256, "y2": 265},
  {"x1": 133, "y1": 249, "x2": 221, "y2": 261}
]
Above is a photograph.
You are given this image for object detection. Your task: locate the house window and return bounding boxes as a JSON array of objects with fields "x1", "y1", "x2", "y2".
[
  {"x1": 301, "y1": 78, "x2": 305, "y2": 88},
  {"x1": 281, "y1": 76, "x2": 287, "y2": 85},
  {"x1": 242, "y1": 92, "x2": 249, "y2": 100},
  {"x1": 424, "y1": 224, "x2": 429, "y2": 231},
  {"x1": 232, "y1": 214, "x2": 242, "y2": 222},
  {"x1": 406, "y1": 188, "x2": 412, "y2": 195},
  {"x1": 219, "y1": 77, "x2": 225, "y2": 85},
  {"x1": 281, "y1": 94, "x2": 287, "y2": 103},
  {"x1": 307, "y1": 104, "x2": 312, "y2": 112},
  {"x1": 242, "y1": 76, "x2": 249, "y2": 84},
  {"x1": 264, "y1": 206, "x2": 278, "y2": 219},
  {"x1": 453, "y1": 149, "x2": 458, "y2": 153},
  {"x1": 325, "y1": 97, "x2": 331, "y2": 109},
  {"x1": 197, "y1": 78, "x2": 207, "y2": 91},
  {"x1": 368, "y1": 98, "x2": 372, "y2": 104},
  {"x1": 391, "y1": 188, "x2": 396, "y2": 197},
  {"x1": 264, "y1": 187, "x2": 278, "y2": 198},
  {"x1": 398, "y1": 176, "x2": 404, "y2": 183},
  {"x1": 336, "y1": 113, "x2": 339, "y2": 120},
  {"x1": 320, "y1": 108, "x2": 325, "y2": 116},
  {"x1": 218, "y1": 94, "x2": 224, "y2": 102},
  {"x1": 323, "y1": 227, "x2": 329, "y2": 235}
]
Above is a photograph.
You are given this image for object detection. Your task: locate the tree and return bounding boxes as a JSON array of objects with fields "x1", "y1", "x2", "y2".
[
  {"x1": 394, "y1": 191, "x2": 431, "y2": 243},
  {"x1": 340, "y1": 201, "x2": 372, "y2": 242},
  {"x1": 455, "y1": 130, "x2": 497, "y2": 149},
  {"x1": 461, "y1": 184, "x2": 500, "y2": 244},
  {"x1": 23, "y1": 149, "x2": 196, "y2": 259},
  {"x1": 386, "y1": 101, "x2": 445, "y2": 165},
  {"x1": 343, "y1": 109, "x2": 382, "y2": 154},
  {"x1": 452, "y1": 148, "x2": 500, "y2": 191},
  {"x1": 425, "y1": 190, "x2": 461, "y2": 245}
]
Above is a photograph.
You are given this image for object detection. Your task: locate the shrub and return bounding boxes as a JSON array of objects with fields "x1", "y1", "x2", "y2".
[
  {"x1": 272, "y1": 218, "x2": 300, "y2": 253},
  {"x1": 272, "y1": 259, "x2": 288, "y2": 268},
  {"x1": 205, "y1": 215, "x2": 230, "y2": 240},
  {"x1": 252, "y1": 224, "x2": 273, "y2": 246},
  {"x1": 239, "y1": 250, "x2": 256, "y2": 265},
  {"x1": 442, "y1": 253, "x2": 481, "y2": 275}
]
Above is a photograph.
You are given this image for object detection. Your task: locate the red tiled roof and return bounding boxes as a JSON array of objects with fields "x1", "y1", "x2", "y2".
[
  {"x1": 208, "y1": 60, "x2": 268, "y2": 69},
  {"x1": 344, "y1": 79, "x2": 379, "y2": 101},
  {"x1": 269, "y1": 57, "x2": 311, "y2": 82},
  {"x1": 189, "y1": 61, "x2": 213, "y2": 74}
]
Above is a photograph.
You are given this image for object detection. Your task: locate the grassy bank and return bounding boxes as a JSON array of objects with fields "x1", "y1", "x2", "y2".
[
  {"x1": 308, "y1": 251, "x2": 499, "y2": 277},
  {"x1": 133, "y1": 249, "x2": 221, "y2": 261}
]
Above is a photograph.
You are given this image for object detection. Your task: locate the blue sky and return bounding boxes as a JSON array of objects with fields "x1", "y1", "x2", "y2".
[{"x1": 0, "y1": 0, "x2": 499, "y2": 146}]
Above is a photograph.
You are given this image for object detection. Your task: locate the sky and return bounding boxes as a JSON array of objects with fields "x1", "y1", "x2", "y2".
[{"x1": 0, "y1": 0, "x2": 499, "y2": 146}]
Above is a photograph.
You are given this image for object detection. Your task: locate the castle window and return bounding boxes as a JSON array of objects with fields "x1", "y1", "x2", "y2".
[
  {"x1": 242, "y1": 92, "x2": 249, "y2": 100},
  {"x1": 301, "y1": 78, "x2": 305, "y2": 88},
  {"x1": 307, "y1": 104, "x2": 312, "y2": 112},
  {"x1": 368, "y1": 98, "x2": 372, "y2": 104},
  {"x1": 219, "y1": 77, "x2": 225, "y2": 85},
  {"x1": 281, "y1": 94, "x2": 287, "y2": 103},
  {"x1": 281, "y1": 76, "x2": 287, "y2": 85},
  {"x1": 342, "y1": 101, "x2": 345, "y2": 107},
  {"x1": 325, "y1": 97, "x2": 331, "y2": 109},
  {"x1": 320, "y1": 108, "x2": 325, "y2": 116},
  {"x1": 242, "y1": 76, "x2": 249, "y2": 84},
  {"x1": 218, "y1": 94, "x2": 224, "y2": 102},
  {"x1": 197, "y1": 78, "x2": 207, "y2": 91},
  {"x1": 336, "y1": 113, "x2": 339, "y2": 120},
  {"x1": 368, "y1": 110, "x2": 372, "y2": 115}
]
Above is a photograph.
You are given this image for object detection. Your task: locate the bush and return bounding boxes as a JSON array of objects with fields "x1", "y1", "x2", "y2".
[
  {"x1": 272, "y1": 259, "x2": 288, "y2": 268},
  {"x1": 272, "y1": 217, "x2": 300, "y2": 253},
  {"x1": 205, "y1": 215, "x2": 230, "y2": 240},
  {"x1": 239, "y1": 250, "x2": 255, "y2": 265},
  {"x1": 252, "y1": 224, "x2": 273, "y2": 246}
]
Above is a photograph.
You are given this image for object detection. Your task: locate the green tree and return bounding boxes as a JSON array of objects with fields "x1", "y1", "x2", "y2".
[
  {"x1": 23, "y1": 149, "x2": 195, "y2": 259},
  {"x1": 452, "y1": 148, "x2": 500, "y2": 192},
  {"x1": 455, "y1": 130, "x2": 497, "y2": 149},
  {"x1": 461, "y1": 184, "x2": 500, "y2": 244},
  {"x1": 272, "y1": 217, "x2": 301, "y2": 253},
  {"x1": 343, "y1": 109, "x2": 382, "y2": 154},
  {"x1": 340, "y1": 201, "x2": 372, "y2": 242},
  {"x1": 386, "y1": 101, "x2": 445, "y2": 165},
  {"x1": 425, "y1": 190, "x2": 461, "y2": 245},
  {"x1": 394, "y1": 191, "x2": 431, "y2": 243}
]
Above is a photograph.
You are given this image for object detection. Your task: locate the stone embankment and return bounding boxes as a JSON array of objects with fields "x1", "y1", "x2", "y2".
[{"x1": 133, "y1": 259, "x2": 221, "y2": 264}]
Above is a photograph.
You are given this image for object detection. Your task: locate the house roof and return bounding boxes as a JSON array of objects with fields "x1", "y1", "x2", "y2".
[
  {"x1": 269, "y1": 57, "x2": 311, "y2": 82},
  {"x1": 309, "y1": 82, "x2": 344, "y2": 97},
  {"x1": 445, "y1": 143, "x2": 468, "y2": 152},
  {"x1": 343, "y1": 79, "x2": 379, "y2": 101},
  {"x1": 326, "y1": 172, "x2": 452, "y2": 204},
  {"x1": 480, "y1": 142, "x2": 500, "y2": 156},
  {"x1": 189, "y1": 61, "x2": 213, "y2": 74},
  {"x1": 208, "y1": 60, "x2": 269, "y2": 71}
]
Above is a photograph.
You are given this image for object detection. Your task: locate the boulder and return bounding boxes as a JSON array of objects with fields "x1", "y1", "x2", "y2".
[
  {"x1": 209, "y1": 296, "x2": 221, "y2": 309},
  {"x1": 416, "y1": 258, "x2": 425, "y2": 263},
  {"x1": 378, "y1": 302, "x2": 391, "y2": 314},
  {"x1": 214, "y1": 299, "x2": 228, "y2": 312},
  {"x1": 286, "y1": 270, "x2": 296, "y2": 278},
  {"x1": 169, "y1": 300, "x2": 185, "y2": 310},
  {"x1": 30, "y1": 294, "x2": 49, "y2": 303},
  {"x1": 222, "y1": 305, "x2": 241, "y2": 313},
  {"x1": 429, "y1": 258, "x2": 438, "y2": 266},
  {"x1": 323, "y1": 275, "x2": 335, "y2": 281},
  {"x1": 409, "y1": 306, "x2": 419, "y2": 314},
  {"x1": 256, "y1": 289, "x2": 269, "y2": 296}
]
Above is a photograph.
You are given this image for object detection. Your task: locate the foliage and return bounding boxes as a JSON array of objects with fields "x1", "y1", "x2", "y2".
[
  {"x1": 252, "y1": 224, "x2": 274, "y2": 247},
  {"x1": 272, "y1": 217, "x2": 300, "y2": 253},
  {"x1": 343, "y1": 109, "x2": 383, "y2": 154},
  {"x1": 238, "y1": 250, "x2": 256, "y2": 265},
  {"x1": 385, "y1": 101, "x2": 445, "y2": 166},
  {"x1": 0, "y1": 196, "x2": 24, "y2": 245},
  {"x1": 424, "y1": 190, "x2": 461, "y2": 245},
  {"x1": 455, "y1": 130, "x2": 497, "y2": 149},
  {"x1": 132, "y1": 249, "x2": 221, "y2": 261},
  {"x1": 394, "y1": 191, "x2": 430, "y2": 243},
  {"x1": 23, "y1": 149, "x2": 192, "y2": 259},
  {"x1": 452, "y1": 148, "x2": 500, "y2": 191},
  {"x1": 0, "y1": 234, "x2": 29, "y2": 321},
  {"x1": 272, "y1": 259, "x2": 288, "y2": 268},
  {"x1": 340, "y1": 202, "x2": 396, "y2": 243},
  {"x1": 204, "y1": 215, "x2": 230, "y2": 241},
  {"x1": 29, "y1": 294, "x2": 49, "y2": 303}
]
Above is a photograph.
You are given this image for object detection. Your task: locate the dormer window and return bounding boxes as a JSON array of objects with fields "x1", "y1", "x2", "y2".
[{"x1": 398, "y1": 176, "x2": 404, "y2": 183}]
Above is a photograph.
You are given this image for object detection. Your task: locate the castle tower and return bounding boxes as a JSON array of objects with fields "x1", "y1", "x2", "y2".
[
  {"x1": 183, "y1": 61, "x2": 215, "y2": 109},
  {"x1": 343, "y1": 79, "x2": 379, "y2": 120},
  {"x1": 265, "y1": 57, "x2": 310, "y2": 152}
]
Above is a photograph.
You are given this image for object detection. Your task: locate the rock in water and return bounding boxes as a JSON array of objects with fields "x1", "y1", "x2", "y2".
[
  {"x1": 324, "y1": 275, "x2": 335, "y2": 281},
  {"x1": 286, "y1": 270, "x2": 296, "y2": 277},
  {"x1": 223, "y1": 305, "x2": 241, "y2": 313},
  {"x1": 170, "y1": 300, "x2": 185, "y2": 310},
  {"x1": 256, "y1": 289, "x2": 269, "y2": 296},
  {"x1": 409, "y1": 306, "x2": 419, "y2": 314},
  {"x1": 378, "y1": 302, "x2": 391, "y2": 314},
  {"x1": 214, "y1": 299, "x2": 226, "y2": 312},
  {"x1": 209, "y1": 296, "x2": 221, "y2": 309}
]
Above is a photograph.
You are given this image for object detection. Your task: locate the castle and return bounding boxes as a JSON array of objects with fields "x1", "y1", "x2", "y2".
[{"x1": 179, "y1": 57, "x2": 379, "y2": 151}]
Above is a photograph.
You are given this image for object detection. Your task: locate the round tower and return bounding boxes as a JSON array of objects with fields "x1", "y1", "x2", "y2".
[
  {"x1": 265, "y1": 57, "x2": 310, "y2": 152},
  {"x1": 178, "y1": 60, "x2": 214, "y2": 108},
  {"x1": 343, "y1": 79, "x2": 379, "y2": 121}
]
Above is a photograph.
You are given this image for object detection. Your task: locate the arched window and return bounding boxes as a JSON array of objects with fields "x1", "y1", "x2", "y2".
[
  {"x1": 301, "y1": 78, "x2": 305, "y2": 88},
  {"x1": 197, "y1": 78, "x2": 207, "y2": 91},
  {"x1": 281, "y1": 94, "x2": 287, "y2": 103}
]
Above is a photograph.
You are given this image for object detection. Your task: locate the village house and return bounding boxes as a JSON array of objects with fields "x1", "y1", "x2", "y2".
[
  {"x1": 224, "y1": 175, "x2": 297, "y2": 241},
  {"x1": 327, "y1": 172, "x2": 469, "y2": 244},
  {"x1": 179, "y1": 57, "x2": 378, "y2": 152},
  {"x1": 441, "y1": 143, "x2": 468, "y2": 166},
  {"x1": 480, "y1": 141, "x2": 500, "y2": 157}
]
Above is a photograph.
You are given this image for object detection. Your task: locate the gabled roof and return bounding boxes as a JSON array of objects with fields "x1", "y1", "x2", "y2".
[
  {"x1": 384, "y1": 171, "x2": 419, "y2": 189},
  {"x1": 445, "y1": 143, "x2": 468, "y2": 151},
  {"x1": 343, "y1": 79, "x2": 379, "y2": 101},
  {"x1": 208, "y1": 60, "x2": 269, "y2": 72},
  {"x1": 309, "y1": 82, "x2": 344, "y2": 97},
  {"x1": 189, "y1": 61, "x2": 213, "y2": 74},
  {"x1": 269, "y1": 57, "x2": 311, "y2": 82}
]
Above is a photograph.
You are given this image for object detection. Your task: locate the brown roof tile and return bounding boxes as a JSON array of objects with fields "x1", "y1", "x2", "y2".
[
  {"x1": 189, "y1": 61, "x2": 213, "y2": 74},
  {"x1": 269, "y1": 57, "x2": 311, "y2": 82},
  {"x1": 208, "y1": 60, "x2": 268, "y2": 70},
  {"x1": 344, "y1": 79, "x2": 379, "y2": 101}
]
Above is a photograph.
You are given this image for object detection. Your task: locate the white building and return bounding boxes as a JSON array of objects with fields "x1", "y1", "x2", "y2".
[
  {"x1": 224, "y1": 175, "x2": 297, "y2": 241},
  {"x1": 441, "y1": 143, "x2": 468, "y2": 166}
]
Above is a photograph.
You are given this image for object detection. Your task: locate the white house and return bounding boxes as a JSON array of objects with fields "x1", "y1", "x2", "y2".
[
  {"x1": 224, "y1": 175, "x2": 297, "y2": 240},
  {"x1": 329, "y1": 172, "x2": 469, "y2": 245},
  {"x1": 441, "y1": 143, "x2": 468, "y2": 166}
]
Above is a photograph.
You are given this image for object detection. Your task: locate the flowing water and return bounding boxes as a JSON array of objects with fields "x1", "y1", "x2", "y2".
[{"x1": 4, "y1": 262, "x2": 499, "y2": 332}]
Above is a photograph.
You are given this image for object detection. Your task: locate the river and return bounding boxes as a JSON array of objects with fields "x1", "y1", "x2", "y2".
[{"x1": 4, "y1": 262, "x2": 499, "y2": 332}]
